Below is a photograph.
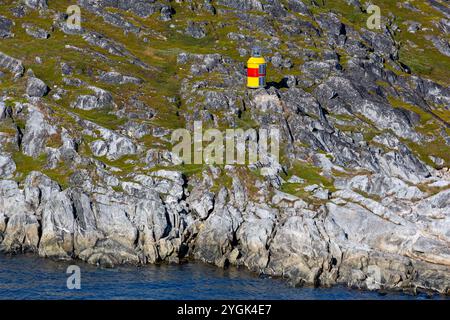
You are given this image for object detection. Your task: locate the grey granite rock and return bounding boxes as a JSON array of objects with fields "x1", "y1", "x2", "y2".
[
  {"x1": 0, "y1": 51, "x2": 24, "y2": 77},
  {"x1": 1, "y1": 213, "x2": 39, "y2": 253},
  {"x1": 26, "y1": 77, "x2": 49, "y2": 97},
  {"x1": 22, "y1": 23, "x2": 49, "y2": 39},
  {"x1": 39, "y1": 191, "x2": 75, "y2": 259},
  {"x1": 0, "y1": 16, "x2": 13, "y2": 38},
  {"x1": 72, "y1": 87, "x2": 114, "y2": 110},
  {"x1": 185, "y1": 21, "x2": 207, "y2": 39},
  {"x1": 99, "y1": 71, "x2": 143, "y2": 85}
]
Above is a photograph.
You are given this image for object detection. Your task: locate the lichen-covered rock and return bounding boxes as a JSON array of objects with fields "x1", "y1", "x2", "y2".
[
  {"x1": 0, "y1": 212, "x2": 6, "y2": 242},
  {"x1": 0, "y1": 179, "x2": 39, "y2": 254},
  {"x1": 0, "y1": 100, "x2": 10, "y2": 120},
  {"x1": 131, "y1": 194, "x2": 170, "y2": 263},
  {"x1": 79, "y1": 0, "x2": 168, "y2": 18},
  {"x1": 193, "y1": 188, "x2": 242, "y2": 267},
  {"x1": 325, "y1": 201, "x2": 450, "y2": 292},
  {"x1": 286, "y1": 0, "x2": 311, "y2": 14},
  {"x1": 0, "y1": 180, "x2": 29, "y2": 218},
  {"x1": 336, "y1": 174, "x2": 425, "y2": 200}
]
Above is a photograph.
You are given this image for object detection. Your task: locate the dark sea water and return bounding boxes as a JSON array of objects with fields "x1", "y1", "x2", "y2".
[{"x1": 0, "y1": 253, "x2": 447, "y2": 300}]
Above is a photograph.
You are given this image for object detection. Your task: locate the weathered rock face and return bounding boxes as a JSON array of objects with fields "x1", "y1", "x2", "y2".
[
  {"x1": 39, "y1": 190, "x2": 75, "y2": 259},
  {"x1": 79, "y1": 0, "x2": 172, "y2": 19},
  {"x1": 24, "y1": 171, "x2": 61, "y2": 210},
  {"x1": 187, "y1": 187, "x2": 214, "y2": 220},
  {"x1": 21, "y1": 106, "x2": 57, "y2": 158},
  {"x1": 193, "y1": 188, "x2": 240, "y2": 267},
  {"x1": 0, "y1": 0, "x2": 449, "y2": 296},
  {"x1": 78, "y1": 117, "x2": 137, "y2": 160}
]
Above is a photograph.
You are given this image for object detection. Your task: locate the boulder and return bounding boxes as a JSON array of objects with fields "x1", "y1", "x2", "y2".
[{"x1": 26, "y1": 77, "x2": 49, "y2": 97}]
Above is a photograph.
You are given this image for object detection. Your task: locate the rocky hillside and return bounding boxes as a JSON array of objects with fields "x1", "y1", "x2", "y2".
[{"x1": 0, "y1": 0, "x2": 449, "y2": 294}]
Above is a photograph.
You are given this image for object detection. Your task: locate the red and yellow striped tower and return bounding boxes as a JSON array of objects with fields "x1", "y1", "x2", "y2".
[{"x1": 247, "y1": 47, "x2": 266, "y2": 89}]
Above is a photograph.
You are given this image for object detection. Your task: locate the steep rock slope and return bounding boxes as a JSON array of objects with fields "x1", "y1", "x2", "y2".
[{"x1": 0, "y1": 0, "x2": 449, "y2": 294}]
